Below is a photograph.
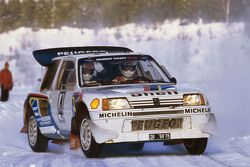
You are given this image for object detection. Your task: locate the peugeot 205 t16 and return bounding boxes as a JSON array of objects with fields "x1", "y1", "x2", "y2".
[{"x1": 20, "y1": 46, "x2": 217, "y2": 157}]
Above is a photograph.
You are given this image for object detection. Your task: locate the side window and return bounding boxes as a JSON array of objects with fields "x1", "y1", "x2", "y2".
[
  {"x1": 56, "y1": 61, "x2": 76, "y2": 91},
  {"x1": 40, "y1": 60, "x2": 60, "y2": 92}
]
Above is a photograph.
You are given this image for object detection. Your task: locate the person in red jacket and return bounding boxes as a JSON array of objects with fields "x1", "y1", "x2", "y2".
[{"x1": 0, "y1": 62, "x2": 13, "y2": 101}]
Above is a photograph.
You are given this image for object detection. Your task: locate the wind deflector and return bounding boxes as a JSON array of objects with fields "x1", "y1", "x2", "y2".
[{"x1": 33, "y1": 46, "x2": 133, "y2": 66}]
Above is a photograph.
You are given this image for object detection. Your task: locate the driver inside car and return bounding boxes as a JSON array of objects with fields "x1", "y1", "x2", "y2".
[{"x1": 112, "y1": 60, "x2": 138, "y2": 84}]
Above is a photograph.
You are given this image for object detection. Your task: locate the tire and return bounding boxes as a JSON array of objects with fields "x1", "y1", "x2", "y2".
[
  {"x1": 79, "y1": 116, "x2": 103, "y2": 158},
  {"x1": 27, "y1": 115, "x2": 49, "y2": 152},
  {"x1": 131, "y1": 143, "x2": 144, "y2": 151},
  {"x1": 183, "y1": 138, "x2": 208, "y2": 155}
]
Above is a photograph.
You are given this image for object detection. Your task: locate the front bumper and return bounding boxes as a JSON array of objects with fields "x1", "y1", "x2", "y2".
[{"x1": 89, "y1": 108, "x2": 217, "y2": 144}]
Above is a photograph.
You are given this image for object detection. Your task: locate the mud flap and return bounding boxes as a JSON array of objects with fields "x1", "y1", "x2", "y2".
[
  {"x1": 69, "y1": 133, "x2": 80, "y2": 149},
  {"x1": 20, "y1": 126, "x2": 28, "y2": 133}
]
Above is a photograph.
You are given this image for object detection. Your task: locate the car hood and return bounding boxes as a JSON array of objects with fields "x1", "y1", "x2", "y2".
[{"x1": 83, "y1": 83, "x2": 200, "y2": 99}]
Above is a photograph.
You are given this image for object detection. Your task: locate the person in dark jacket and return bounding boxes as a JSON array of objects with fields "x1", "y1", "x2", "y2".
[{"x1": 0, "y1": 62, "x2": 13, "y2": 101}]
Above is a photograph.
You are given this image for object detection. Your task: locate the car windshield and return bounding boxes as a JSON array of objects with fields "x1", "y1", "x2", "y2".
[{"x1": 78, "y1": 55, "x2": 171, "y2": 87}]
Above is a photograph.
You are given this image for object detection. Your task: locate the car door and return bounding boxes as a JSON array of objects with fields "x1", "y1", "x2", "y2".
[{"x1": 50, "y1": 60, "x2": 76, "y2": 131}]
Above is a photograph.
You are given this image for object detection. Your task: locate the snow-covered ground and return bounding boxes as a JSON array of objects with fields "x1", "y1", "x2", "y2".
[{"x1": 0, "y1": 20, "x2": 250, "y2": 166}]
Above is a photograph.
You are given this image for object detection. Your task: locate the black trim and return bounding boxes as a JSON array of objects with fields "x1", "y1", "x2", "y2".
[
  {"x1": 130, "y1": 98, "x2": 183, "y2": 102},
  {"x1": 133, "y1": 110, "x2": 184, "y2": 116},
  {"x1": 132, "y1": 104, "x2": 183, "y2": 109}
]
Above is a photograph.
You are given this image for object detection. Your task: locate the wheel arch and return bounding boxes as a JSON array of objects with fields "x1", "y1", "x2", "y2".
[
  {"x1": 20, "y1": 93, "x2": 49, "y2": 133},
  {"x1": 72, "y1": 100, "x2": 118, "y2": 144},
  {"x1": 21, "y1": 97, "x2": 33, "y2": 133}
]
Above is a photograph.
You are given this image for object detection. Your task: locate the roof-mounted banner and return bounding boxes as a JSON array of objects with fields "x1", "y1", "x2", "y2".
[{"x1": 33, "y1": 46, "x2": 133, "y2": 66}]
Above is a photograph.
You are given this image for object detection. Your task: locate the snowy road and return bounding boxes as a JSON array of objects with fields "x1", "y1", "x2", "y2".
[
  {"x1": 0, "y1": 22, "x2": 250, "y2": 167},
  {"x1": 0, "y1": 89, "x2": 250, "y2": 167}
]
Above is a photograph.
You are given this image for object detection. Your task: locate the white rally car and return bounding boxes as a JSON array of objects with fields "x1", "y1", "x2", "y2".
[{"x1": 21, "y1": 46, "x2": 217, "y2": 157}]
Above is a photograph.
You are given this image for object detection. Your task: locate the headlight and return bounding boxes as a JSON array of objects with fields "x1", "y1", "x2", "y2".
[
  {"x1": 102, "y1": 98, "x2": 130, "y2": 110},
  {"x1": 183, "y1": 94, "x2": 205, "y2": 106}
]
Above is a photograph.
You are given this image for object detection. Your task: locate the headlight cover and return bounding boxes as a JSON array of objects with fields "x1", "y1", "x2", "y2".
[
  {"x1": 183, "y1": 94, "x2": 206, "y2": 106},
  {"x1": 102, "y1": 98, "x2": 130, "y2": 110}
]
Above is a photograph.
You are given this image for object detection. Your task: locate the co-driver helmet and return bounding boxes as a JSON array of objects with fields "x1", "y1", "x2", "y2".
[{"x1": 82, "y1": 62, "x2": 94, "y2": 81}]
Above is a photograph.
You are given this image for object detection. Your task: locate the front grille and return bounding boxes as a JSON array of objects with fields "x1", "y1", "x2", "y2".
[{"x1": 129, "y1": 98, "x2": 183, "y2": 109}]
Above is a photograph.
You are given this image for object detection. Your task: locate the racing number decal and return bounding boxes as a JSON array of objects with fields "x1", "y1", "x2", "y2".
[{"x1": 57, "y1": 91, "x2": 66, "y2": 123}]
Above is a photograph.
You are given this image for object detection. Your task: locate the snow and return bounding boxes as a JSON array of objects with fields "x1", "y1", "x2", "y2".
[{"x1": 0, "y1": 21, "x2": 250, "y2": 166}]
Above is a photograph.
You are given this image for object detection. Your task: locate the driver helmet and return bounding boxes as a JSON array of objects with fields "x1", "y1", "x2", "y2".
[
  {"x1": 82, "y1": 62, "x2": 94, "y2": 81},
  {"x1": 119, "y1": 60, "x2": 137, "y2": 78}
]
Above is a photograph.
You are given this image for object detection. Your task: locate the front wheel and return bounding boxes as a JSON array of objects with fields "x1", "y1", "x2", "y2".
[
  {"x1": 28, "y1": 115, "x2": 49, "y2": 152},
  {"x1": 79, "y1": 117, "x2": 103, "y2": 158},
  {"x1": 183, "y1": 138, "x2": 208, "y2": 155}
]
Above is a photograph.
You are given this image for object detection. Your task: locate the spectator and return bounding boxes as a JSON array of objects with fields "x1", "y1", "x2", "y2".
[{"x1": 0, "y1": 62, "x2": 13, "y2": 101}]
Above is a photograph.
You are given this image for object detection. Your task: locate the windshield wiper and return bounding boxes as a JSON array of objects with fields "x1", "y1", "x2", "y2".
[{"x1": 148, "y1": 80, "x2": 168, "y2": 83}]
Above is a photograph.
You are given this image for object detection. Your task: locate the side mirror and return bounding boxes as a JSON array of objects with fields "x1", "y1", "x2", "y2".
[{"x1": 170, "y1": 77, "x2": 177, "y2": 84}]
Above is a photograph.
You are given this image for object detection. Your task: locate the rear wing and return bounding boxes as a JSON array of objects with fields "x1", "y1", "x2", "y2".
[{"x1": 33, "y1": 46, "x2": 133, "y2": 66}]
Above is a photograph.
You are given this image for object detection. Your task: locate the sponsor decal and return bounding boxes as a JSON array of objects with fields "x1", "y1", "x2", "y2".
[
  {"x1": 96, "y1": 57, "x2": 127, "y2": 61},
  {"x1": 37, "y1": 116, "x2": 51, "y2": 122},
  {"x1": 57, "y1": 50, "x2": 107, "y2": 56},
  {"x1": 29, "y1": 98, "x2": 54, "y2": 127},
  {"x1": 37, "y1": 116, "x2": 52, "y2": 126},
  {"x1": 97, "y1": 85, "x2": 131, "y2": 90},
  {"x1": 28, "y1": 97, "x2": 64, "y2": 138},
  {"x1": 99, "y1": 112, "x2": 133, "y2": 118},
  {"x1": 32, "y1": 106, "x2": 39, "y2": 112},
  {"x1": 94, "y1": 56, "x2": 148, "y2": 62},
  {"x1": 143, "y1": 85, "x2": 176, "y2": 91},
  {"x1": 96, "y1": 57, "x2": 113, "y2": 61},
  {"x1": 131, "y1": 91, "x2": 174, "y2": 97},
  {"x1": 30, "y1": 99, "x2": 39, "y2": 116},
  {"x1": 184, "y1": 108, "x2": 210, "y2": 114},
  {"x1": 39, "y1": 120, "x2": 52, "y2": 126},
  {"x1": 39, "y1": 126, "x2": 57, "y2": 134}
]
